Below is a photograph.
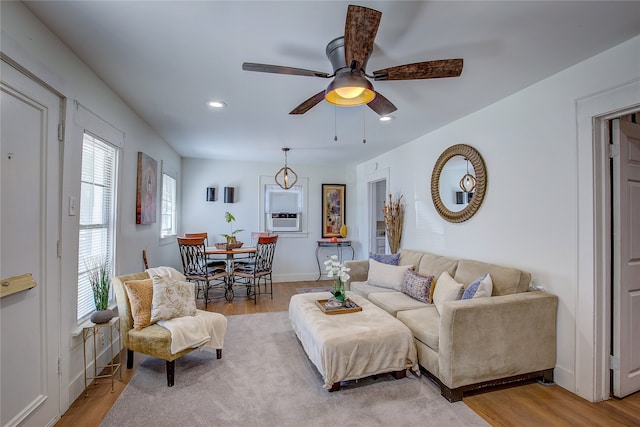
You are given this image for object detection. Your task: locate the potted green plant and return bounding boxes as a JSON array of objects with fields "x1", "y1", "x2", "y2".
[
  {"x1": 219, "y1": 211, "x2": 244, "y2": 248},
  {"x1": 86, "y1": 257, "x2": 113, "y2": 324}
]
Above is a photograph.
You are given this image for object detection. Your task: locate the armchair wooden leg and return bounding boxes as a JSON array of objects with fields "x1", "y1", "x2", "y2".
[
  {"x1": 166, "y1": 360, "x2": 175, "y2": 387},
  {"x1": 216, "y1": 348, "x2": 222, "y2": 359},
  {"x1": 127, "y1": 349, "x2": 134, "y2": 369}
]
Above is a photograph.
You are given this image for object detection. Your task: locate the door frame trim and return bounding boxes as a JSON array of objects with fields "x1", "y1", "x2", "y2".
[
  {"x1": 576, "y1": 78, "x2": 640, "y2": 402},
  {"x1": 366, "y1": 167, "x2": 389, "y2": 256}
]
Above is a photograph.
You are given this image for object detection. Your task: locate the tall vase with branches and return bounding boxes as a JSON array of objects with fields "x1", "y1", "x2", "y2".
[{"x1": 383, "y1": 194, "x2": 404, "y2": 254}]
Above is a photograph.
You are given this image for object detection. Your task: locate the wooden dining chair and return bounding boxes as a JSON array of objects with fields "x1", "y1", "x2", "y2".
[
  {"x1": 185, "y1": 232, "x2": 226, "y2": 269},
  {"x1": 177, "y1": 237, "x2": 227, "y2": 307},
  {"x1": 232, "y1": 235, "x2": 278, "y2": 304}
]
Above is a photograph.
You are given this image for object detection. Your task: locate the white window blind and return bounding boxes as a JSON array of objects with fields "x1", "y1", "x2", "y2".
[
  {"x1": 77, "y1": 133, "x2": 118, "y2": 321},
  {"x1": 161, "y1": 173, "x2": 177, "y2": 238}
]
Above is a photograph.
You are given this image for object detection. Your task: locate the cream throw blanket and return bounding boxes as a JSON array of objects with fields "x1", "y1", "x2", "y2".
[{"x1": 158, "y1": 309, "x2": 227, "y2": 354}]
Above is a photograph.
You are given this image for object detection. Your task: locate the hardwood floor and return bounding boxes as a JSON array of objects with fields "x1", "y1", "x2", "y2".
[{"x1": 56, "y1": 281, "x2": 640, "y2": 427}]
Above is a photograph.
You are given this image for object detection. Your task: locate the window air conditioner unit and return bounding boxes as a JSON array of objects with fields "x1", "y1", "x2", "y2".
[{"x1": 269, "y1": 213, "x2": 300, "y2": 232}]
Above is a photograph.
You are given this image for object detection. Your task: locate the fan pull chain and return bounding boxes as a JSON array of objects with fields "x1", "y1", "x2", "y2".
[
  {"x1": 334, "y1": 104, "x2": 338, "y2": 142},
  {"x1": 362, "y1": 107, "x2": 367, "y2": 144}
]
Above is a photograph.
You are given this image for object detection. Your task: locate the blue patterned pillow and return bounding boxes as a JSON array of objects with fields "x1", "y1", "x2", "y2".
[
  {"x1": 461, "y1": 273, "x2": 493, "y2": 300},
  {"x1": 369, "y1": 252, "x2": 400, "y2": 266},
  {"x1": 400, "y1": 270, "x2": 434, "y2": 303}
]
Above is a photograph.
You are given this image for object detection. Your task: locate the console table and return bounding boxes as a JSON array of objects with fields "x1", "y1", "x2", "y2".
[
  {"x1": 82, "y1": 316, "x2": 122, "y2": 395},
  {"x1": 315, "y1": 239, "x2": 354, "y2": 280}
]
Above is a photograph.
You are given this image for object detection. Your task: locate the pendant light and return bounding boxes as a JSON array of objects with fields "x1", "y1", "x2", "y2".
[
  {"x1": 275, "y1": 148, "x2": 298, "y2": 190},
  {"x1": 459, "y1": 158, "x2": 477, "y2": 193}
]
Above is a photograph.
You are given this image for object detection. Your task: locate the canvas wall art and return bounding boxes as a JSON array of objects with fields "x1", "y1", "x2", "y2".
[
  {"x1": 322, "y1": 184, "x2": 345, "y2": 238},
  {"x1": 136, "y1": 152, "x2": 157, "y2": 224}
]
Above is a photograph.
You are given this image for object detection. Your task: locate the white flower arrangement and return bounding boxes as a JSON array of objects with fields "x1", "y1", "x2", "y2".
[{"x1": 324, "y1": 255, "x2": 350, "y2": 301}]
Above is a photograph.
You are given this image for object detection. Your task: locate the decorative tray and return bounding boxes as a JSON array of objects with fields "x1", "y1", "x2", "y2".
[
  {"x1": 315, "y1": 299, "x2": 362, "y2": 315},
  {"x1": 215, "y1": 242, "x2": 243, "y2": 250}
]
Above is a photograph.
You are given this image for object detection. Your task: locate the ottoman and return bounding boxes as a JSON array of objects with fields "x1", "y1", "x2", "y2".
[{"x1": 289, "y1": 291, "x2": 418, "y2": 390}]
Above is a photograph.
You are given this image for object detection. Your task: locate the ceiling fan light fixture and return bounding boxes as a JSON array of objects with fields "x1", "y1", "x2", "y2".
[
  {"x1": 325, "y1": 70, "x2": 375, "y2": 107},
  {"x1": 379, "y1": 115, "x2": 394, "y2": 122}
]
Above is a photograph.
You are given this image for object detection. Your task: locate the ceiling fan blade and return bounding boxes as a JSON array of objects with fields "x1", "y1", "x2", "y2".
[
  {"x1": 367, "y1": 92, "x2": 397, "y2": 116},
  {"x1": 344, "y1": 5, "x2": 382, "y2": 70},
  {"x1": 242, "y1": 62, "x2": 330, "y2": 78},
  {"x1": 290, "y1": 91, "x2": 326, "y2": 115},
  {"x1": 373, "y1": 59, "x2": 463, "y2": 81}
]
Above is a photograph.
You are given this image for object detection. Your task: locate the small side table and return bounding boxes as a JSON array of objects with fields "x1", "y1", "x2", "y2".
[
  {"x1": 316, "y1": 239, "x2": 355, "y2": 280},
  {"x1": 83, "y1": 316, "x2": 122, "y2": 395}
]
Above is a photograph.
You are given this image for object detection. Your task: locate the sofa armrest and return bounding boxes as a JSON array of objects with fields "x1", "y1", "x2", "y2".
[
  {"x1": 438, "y1": 291, "x2": 558, "y2": 389},
  {"x1": 344, "y1": 259, "x2": 369, "y2": 290}
]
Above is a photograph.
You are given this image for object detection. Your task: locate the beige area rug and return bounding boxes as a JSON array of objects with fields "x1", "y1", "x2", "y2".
[{"x1": 101, "y1": 312, "x2": 487, "y2": 427}]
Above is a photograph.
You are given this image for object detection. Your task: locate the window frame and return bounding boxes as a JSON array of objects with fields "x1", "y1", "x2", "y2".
[
  {"x1": 76, "y1": 131, "x2": 119, "y2": 322},
  {"x1": 160, "y1": 171, "x2": 177, "y2": 240}
]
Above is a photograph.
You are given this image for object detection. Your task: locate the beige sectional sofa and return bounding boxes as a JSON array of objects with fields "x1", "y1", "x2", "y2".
[{"x1": 345, "y1": 249, "x2": 558, "y2": 402}]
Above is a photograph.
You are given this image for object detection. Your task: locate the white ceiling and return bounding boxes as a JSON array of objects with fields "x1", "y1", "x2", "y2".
[{"x1": 25, "y1": 1, "x2": 640, "y2": 165}]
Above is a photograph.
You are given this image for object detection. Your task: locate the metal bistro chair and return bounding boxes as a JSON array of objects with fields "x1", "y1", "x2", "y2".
[
  {"x1": 184, "y1": 232, "x2": 226, "y2": 269},
  {"x1": 232, "y1": 235, "x2": 278, "y2": 304},
  {"x1": 177, "y1": 237, "x2": 227, "y2": 308},
  {"x1": 235, "y1": 232, "x2": 272, "y2": 267}
]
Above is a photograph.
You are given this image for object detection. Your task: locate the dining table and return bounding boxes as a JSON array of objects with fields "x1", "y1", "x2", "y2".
[{"x1": 205, "y1": 246, "x2": 256, "y2": 302}]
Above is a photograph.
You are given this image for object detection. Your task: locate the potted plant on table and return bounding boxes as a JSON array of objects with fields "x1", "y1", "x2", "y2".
[
  {"x1": 218, "y1": 211, "x2": 244, "y2": 249},
  {"x1": 324, "y1": 255, "x2": 351, "y2": 307},
  {"x1": 86, "y1": 257, "x2": 113, "y2": 324}
]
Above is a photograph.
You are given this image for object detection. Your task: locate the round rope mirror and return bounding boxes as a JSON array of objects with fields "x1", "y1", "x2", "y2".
[{"x1": 430, "y1": 144, "x2": 487, "y2": 223}]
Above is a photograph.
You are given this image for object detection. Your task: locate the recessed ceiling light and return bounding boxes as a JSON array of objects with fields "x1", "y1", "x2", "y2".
[
  {"x1": 379, "y1": 115, "x2": 394, "y2": 122},
  {"x1": 206, "y1": 100, "x2": 226, "y2": 108}
]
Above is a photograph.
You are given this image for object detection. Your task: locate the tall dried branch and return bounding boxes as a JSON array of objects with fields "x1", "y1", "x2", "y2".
[{"x1": 383, "y1": 194, "x2": 404, "y2": 254}]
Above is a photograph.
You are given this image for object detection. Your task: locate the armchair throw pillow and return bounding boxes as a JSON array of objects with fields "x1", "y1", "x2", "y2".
[
  {"x1": 150, "y1": 275, "x2": 197, "y2": 323},
  {"x1": 124, "y1": 278, "x2": 154, "y2": 330},
  {"x1": 433, "y1": 271, "x2": 464, "y2": 315},
  {"x1": 367, "y1": 258, "x2": 413, "y2": 291},
  {"x1": 400, "y1": 270, "x2": 434, "y2": 303}
]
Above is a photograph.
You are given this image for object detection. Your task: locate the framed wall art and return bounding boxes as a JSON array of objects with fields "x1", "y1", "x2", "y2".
[
  {"x1": 321, "y1": 184, "x2": 345, "y2": 238},
  {"x1": 136, "y1": 151, "x2": 157, "y2": 224}
]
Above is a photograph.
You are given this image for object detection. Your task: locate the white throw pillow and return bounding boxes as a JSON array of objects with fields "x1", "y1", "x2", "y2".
[
  {"x1": 433, "y1": 271, "x2": 464, "y2": 315},
  {"x1": 150, "y1": 275, "x2": 197, "y2": 323},
  {"x1": 367, "y1": 258, "x2": 413, "y2": 291}
]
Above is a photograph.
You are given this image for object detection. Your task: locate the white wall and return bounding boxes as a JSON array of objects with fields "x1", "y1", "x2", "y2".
[
  {"x1": 355, "y1": 35, "x2": 640, "y2": 397},
  {"x1": 1, "y1": 2, "x2": 183, "y2": 413},
  {"x1": 181, "y1": 158, "x2": 355, "y2": 281}
]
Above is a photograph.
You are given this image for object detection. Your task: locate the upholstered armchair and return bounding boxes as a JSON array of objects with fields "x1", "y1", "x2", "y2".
[{"x1": 112, "y1": 271, "x2": 225, "y2": 386}]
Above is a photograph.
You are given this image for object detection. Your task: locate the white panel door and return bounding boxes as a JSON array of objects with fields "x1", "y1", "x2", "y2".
[
  {"x1": 612, "y1": 118, "x2": 640, "y2": 398},
  {"x1": 1, "y1": 61, "x2": 62, "y2": 426}
]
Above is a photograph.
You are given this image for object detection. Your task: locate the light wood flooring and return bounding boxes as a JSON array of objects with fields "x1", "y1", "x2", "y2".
[{"x1": 56, "y1": 281, "x2": 640, "y2": 427}]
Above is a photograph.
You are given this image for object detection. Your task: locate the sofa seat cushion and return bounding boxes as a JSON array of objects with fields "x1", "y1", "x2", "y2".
[
  {"x1": 397, "y1": 306, "x2": 440, "y2": 352},
  {"x1": 368, "y1": 291, "x2": 429, "y2": 317},
  {"x1": 454, "y1": 259, "x2": 530, "y2": 296},
  {"x1": 350, "y1": 281, "x2": 396, "y2": 298},
  {"x1": 127, "y1": 324, "x2": 192, "y2": 361}
]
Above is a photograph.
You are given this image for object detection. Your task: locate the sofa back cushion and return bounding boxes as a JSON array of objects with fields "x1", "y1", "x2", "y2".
[
  {"x1": 398, "y1": 249, "x2": 425, "y2": 270},
  {"x1": 454, "y1": 259, "x2": 530, "y2": 295},
  {"x1": 418, "y1": 253, "x2": 458, "y2": 282}
]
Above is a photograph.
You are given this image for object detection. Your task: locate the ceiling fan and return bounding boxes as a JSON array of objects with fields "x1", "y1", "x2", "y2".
[{"x1": 242, "y1": 5, "x2": 463, "y2": 116}]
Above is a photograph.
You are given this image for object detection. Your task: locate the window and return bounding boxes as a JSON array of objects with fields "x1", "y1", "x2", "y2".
[
  {"x1": 77, "y1": 133, "x2": 118, "y2": 321},
  {"x1": 161, "y1": 173, "x2": 177, "y2": 238}
]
